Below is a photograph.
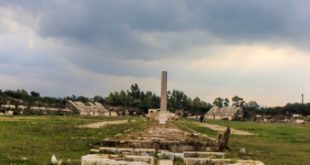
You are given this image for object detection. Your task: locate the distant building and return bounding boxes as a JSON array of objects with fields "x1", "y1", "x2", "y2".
[
  {"x1": 1, "y1": 104, "x2": 15, "y2": 109},
  {"x1": 66, "y1": 100, "x2": 117, "y2": 117},
  {"x1": 17, "y1": 105, "x2": 27, "y2": 110},
  {"x1": 206, "y1": 106, "x2": 244, "y2": 120}
]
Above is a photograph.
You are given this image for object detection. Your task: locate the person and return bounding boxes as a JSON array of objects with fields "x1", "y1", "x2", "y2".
[{"x1": 199, "y1": 114, "x2": 205, "y2": 123}]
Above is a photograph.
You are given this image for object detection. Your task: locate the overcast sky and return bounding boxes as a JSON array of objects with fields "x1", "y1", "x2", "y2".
[{"x1": 1, "y1": 0, "x2": 310, "y2": 106}]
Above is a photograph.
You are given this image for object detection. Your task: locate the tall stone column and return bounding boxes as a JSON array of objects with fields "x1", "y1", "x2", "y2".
[{"x1": 160, "y1": 71, "x2": 167, "y2": 112}]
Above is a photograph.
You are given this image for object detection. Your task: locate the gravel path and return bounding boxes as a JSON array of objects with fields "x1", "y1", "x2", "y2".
[
  {"x1": 201, "y1": 123, "x2": 257, "y2": 135},
  {"x1": 78, "y1": 120, "x2": 129, "y2": 128}
]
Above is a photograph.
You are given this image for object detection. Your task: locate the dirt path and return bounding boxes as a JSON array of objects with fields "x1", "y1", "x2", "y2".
[
  {"x1": 201, "y1": 123, "x2": 257, "y2": 135},
  {"x1": 78, "y1": 120, "x2": 129, "y2": 128}
]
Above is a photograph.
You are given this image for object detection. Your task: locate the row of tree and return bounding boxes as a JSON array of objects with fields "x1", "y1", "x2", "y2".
[
  {"x1": 0, "y1": 89, "x2": 65, "y2": 108},
  {"x1": 105, "y1": 84, "x2": 212, "y2": 114},
  {"x1": 0, "y1": 84, "x2": 212, "y2": 114},
  {"x1": 1, "y1": 86, "x2": 309, "y2": 116}
]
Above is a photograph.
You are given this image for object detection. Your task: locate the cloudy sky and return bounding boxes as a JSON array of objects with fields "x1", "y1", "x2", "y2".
[{"x1": 0, "y1": 0, "x2": 310, "y2": 106}]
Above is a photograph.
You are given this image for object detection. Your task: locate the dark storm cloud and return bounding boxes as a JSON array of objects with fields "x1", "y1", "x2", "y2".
[
  {"x1": 33, "y1": 1, "x2": 310, "y2": 45},
  {"x1": 1, "y1": 0, "x2": 310, "y2": 77},
  {"x1": 3, "y1": 0, "x2": 310, "y2": 51}
]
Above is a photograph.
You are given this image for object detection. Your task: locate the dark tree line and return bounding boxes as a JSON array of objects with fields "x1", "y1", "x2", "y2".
[
  {"x1": 258, "y1": 103, "x2": 310, "y2": 116},
  {"x1": 2, "y1": 87, "x2": 308, "y2": 116},
  {"x1": 0, "y1": 89, "x2": 66, "y2": 108},
  {"x1": 104, "y1": 84, "x2": 212, "y2": 114}
]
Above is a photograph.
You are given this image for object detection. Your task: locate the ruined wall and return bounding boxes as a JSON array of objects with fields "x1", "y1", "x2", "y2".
[
  {"x1": 206, "y1": 106, "x2": 244, "y2": 120},
  {"x1": 66, "y1": 100, "x2": 117, "y2": 117}
]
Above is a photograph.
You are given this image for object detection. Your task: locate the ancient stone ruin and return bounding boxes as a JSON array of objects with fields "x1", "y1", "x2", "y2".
[
  {"x1": 146, "y1": 71, "x2": 179, "y2": 124},
  {"x1": 66, "y1": 100, "x2": 117, "y2": 117},
  {"x1": 81, "y1": 71, "x2": 263, "y2": 165},
  {"x1": 206, "y1": 106, "x2": 244, "y2": 120}
]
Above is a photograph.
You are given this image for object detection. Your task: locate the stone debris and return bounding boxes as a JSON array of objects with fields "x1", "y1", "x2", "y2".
[
  {"x1": 51, "y1": 154, "x2": 62, "y2": 165},
  {"x1": 239, "y1": 148, "x2": 246, "y2": 154}
]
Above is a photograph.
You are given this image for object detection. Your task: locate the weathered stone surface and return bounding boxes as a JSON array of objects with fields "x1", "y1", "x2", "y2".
[
  {"x1": 158, "y1": 159, "x2": 173, "y2": 165},
  {"x1": 157, "y1": 151, "x2": 184, "y2": 159},
  {"x1": 81, "y1": 154, "x2": 154, "y2": 165},
  {"x1": 66, "y1": 100, "x2": 117, "y2": 117},
  {"x1": 295, "y1": 119, "x2": 305, "y2": 124},
  {"x1": 206, "y1": 106, "x2": 244, "y2": 120},
  {"x1": 89, "y1": 149, "x2": 100, "y2": 154},
  {"x1": 98, "y1": 147, "x2": 156, "y2": 156},
  {"x1": 184, "y1": 158, "x2": 211, "y2": 165},
  {"x1": 101, "y1": 139, "x2": 214, "y2": 152},
  {"x1": 160, "y1": 71, "x2": 168, "y2": 112},
  {"x1": 159, "y1": 111, "x2": 168, "y2": 124},
  {"x1": 230, "y1": 160, "x2": 265, "y2": 165},
  {"x1": 183, "y1": 151, "x2": 225, "y2": 159}
]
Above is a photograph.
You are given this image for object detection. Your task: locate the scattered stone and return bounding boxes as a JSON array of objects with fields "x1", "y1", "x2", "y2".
[
  {"x1": 51, "y1": 155, "x2": 57, "y2": 165},
  {"x1": 239, "y1": 148, "x2": 246, "y2": 154}
]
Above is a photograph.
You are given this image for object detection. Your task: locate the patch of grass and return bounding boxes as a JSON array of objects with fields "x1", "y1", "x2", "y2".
[
  {"x1": 0, "y1": 116, "x2": 146, "y2": 164},
  {"x1": 177, "y1": 119, "x2": 310, "y2": 165}
]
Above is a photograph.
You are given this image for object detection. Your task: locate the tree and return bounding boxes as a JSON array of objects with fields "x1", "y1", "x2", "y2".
[
  {"x1": 168, "y1": 90, "x2": 190, "y2": 111},
  {"x1": 94, "y1": 95, "x2": 105, "y2": 104},
  {"x1": 213, "y1": 97, "x2": 224, "y2": 108},
  {"x1": 30, "y1": 91, "x2": 40, "y2": 98},
  {"x1": 246, "y1": 100, "x2": 259, "y2": 109},
  {"x1": 232, "y1": 96, "x2": 244, "y2": 107},
  {"x1": 129, "y1": 83, "x2": 141, "y2": 99},
  {"x1": 223, "y1": 98, "x2": 230, "y2": 107},
  {"x1": 190, "y1": 97, "x2": 212, "y2": 114}
]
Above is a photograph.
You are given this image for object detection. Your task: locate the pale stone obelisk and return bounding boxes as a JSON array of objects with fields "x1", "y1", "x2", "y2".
[
  {"x1": 160, "y1": 71, "x2": 167, "y2": 112},
  {"x1": 159, "y1": 71, "x2": 168, "y2": 124}
]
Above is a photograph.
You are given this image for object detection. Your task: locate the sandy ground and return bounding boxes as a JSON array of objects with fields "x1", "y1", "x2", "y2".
[
  {"x1": 201, "y1": 123, "x2": 257, "y2": 135},
  {"x1": 78, "y1": 120, "x2": 129, "y2": 128}
]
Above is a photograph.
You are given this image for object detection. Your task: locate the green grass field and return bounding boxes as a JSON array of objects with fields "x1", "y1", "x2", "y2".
[
  {"x1": 177, "y1": 119, "x2": 310, "y2": 165},
  {"x1": 1, "y1": 116, "x2": 309, "y2": 165},
  {"x1": 0, "y1": 116, "x2": 146, "y2": 165}
]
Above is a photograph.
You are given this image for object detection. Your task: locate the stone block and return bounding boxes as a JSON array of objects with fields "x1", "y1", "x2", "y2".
[
  {"x1": 158, "y1": 160, "x2": 173, "y2": 165},
  {"x1": 184, "y1": 158, "x2": 211, "y2": 165},
  {"x1": 134, "y1": 148, "x2": 156, "y2": 155},
  {"x1": 81, "y1": 154, "x2": 154, "y2": 165},
  {"x1": 295, "y1": 119, "x2": 305, "y2": 124},
  {"x1": 184, "y1": 151, "x2": 225, "y2": 159}
]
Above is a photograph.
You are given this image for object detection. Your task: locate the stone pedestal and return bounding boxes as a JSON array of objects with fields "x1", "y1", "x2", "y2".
[{"x1": 159, "y1": 112, "x2": 168, "y2": 124}]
